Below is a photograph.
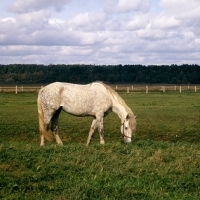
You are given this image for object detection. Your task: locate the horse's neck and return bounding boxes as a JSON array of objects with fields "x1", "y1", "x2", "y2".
[{"x1": 112, "y1": 102, "x2": 127, "y2": 122}]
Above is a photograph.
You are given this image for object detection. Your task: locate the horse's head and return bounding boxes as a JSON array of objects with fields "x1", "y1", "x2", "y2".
[{"x1": 121, "y1": 114, "x2": 136, "y2": 143}]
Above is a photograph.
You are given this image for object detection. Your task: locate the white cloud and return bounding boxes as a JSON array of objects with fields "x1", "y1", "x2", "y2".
[
  {"x1": 59, "y1": 46, "x2": 93, "y2": 56},
  {"x1": 68, "y1": 12, "x2": 108, "y2": 31},
  {"x1": 104, "y1": 0, "x2": 151, "y2": 14},
  {"x1": 159, "y1": 0, "x2": 200, "y2": 30},
  {"x1": 15, "y1": 10, "x2": 50, "y2": 29},
  {"x1": 48, "y1": 18, "x2": 65, "y2": 26},
  {"x1": 8, "y1": 0, "x2": 72, "y2": 13},
  {"x1": 160, "y1": 0, "x2": 200, "y2": 15},
  {"x1": 117, "y1": 0, "x2": 150, "y2": 13},
  {"x1": 183, "y1": 31, "x2": 194, "y2": 40},
  {"x1": 0, "y1": 0, "x2": 200, "y2": 65},
  {"x1": 152, "y1": 16, "x2": 180, "y2": 29},
  {"x1": 0, "y1": 17, "x2": 16, "y2": 23},
  {"x1": 126, "y1": 14, "x2": 151, "y2": 30},
  {"x1": 136, "y1": 29, "x2": 166, "y2": 40},
  {"x1": 0, "y1": 17, "x2": 17, "y2": 36}
]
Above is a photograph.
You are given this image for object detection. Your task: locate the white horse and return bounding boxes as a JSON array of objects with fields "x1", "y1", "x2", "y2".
[{"x1": 37, "y1": 82, "x2": 136, "y2": 146}]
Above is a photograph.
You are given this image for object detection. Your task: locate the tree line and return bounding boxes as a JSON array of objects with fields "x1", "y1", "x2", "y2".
[{"x1": 0, "y1": 64, "x2": 200, "y2": 84}]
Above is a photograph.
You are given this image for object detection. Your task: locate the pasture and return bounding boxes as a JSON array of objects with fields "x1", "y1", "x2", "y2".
[{"x1": 0, "y1": 91, "x2": 200, "y2": 199}]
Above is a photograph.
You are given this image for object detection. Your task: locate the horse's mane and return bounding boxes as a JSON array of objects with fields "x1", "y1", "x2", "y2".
[{"x1": 97, "y1": 82, "x2": 136, "y2": 130}]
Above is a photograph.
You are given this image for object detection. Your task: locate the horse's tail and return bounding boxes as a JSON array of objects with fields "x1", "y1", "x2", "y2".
[{"x1": 37, "y1": 94, "x2": 52, "y2": 142}]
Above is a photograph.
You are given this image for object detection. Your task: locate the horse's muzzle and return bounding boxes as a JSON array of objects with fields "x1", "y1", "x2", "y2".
[{"x1": 124, "y1": 137, "x2": 131, "y2": 144}]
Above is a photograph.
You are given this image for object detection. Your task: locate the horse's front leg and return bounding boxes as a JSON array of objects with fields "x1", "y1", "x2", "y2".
[
  {"x1": 97, "y1": 116, "x2": 105, "y2": 145},
  {"x1": 86, "y1": 119, "x2": 97, "y2": 145},
  {"x1": 40, "y1": 133, "x2": 45, "y2": 146}
]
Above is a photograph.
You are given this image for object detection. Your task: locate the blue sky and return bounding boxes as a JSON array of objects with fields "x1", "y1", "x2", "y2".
[{"x1": 0, "y1": 0, "x2": 200, "y2": 65}]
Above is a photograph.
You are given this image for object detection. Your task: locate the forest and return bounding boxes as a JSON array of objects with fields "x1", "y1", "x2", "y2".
[{"x1": 0, "y1": 64, "x2": 200, "y2": 84}]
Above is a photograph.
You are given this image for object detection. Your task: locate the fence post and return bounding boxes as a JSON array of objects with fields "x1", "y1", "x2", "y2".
[
  {"x1": 146, "y1": 85, "x2": 148, "y2": 94},
  {"x1": 15, "y1": 86, "x2": 17, "y2": 94},
  {"x1": 132, "y1": 85, "x2": 133, "y2": 90},
  {"x1": 0, "y1": 86, "x2": 1, "y2": 92},
  {"x1": 21, "y1": 86, "x2": 23, "y2": 92},
  {"x1": 174, "y1": 85, "x2": 176, "y2": 91},
  {"x1": 115, "y1": 85, "x2": 118, "y2": 90},
  {"x1": 180, "y1": 86, "x2": 181, "y2": 93},
  {"x1": 162, "y1": 86, "x2": 165, "y2": 92},
  {"x1": 127, "y1": 87, "x2": 129, "y2": 93},
  {"x1": 195, "y1": 86, "x2": 197, "y2": 92}
]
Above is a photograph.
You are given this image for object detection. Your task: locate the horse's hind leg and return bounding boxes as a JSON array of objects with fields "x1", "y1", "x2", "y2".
[
  {"x1": 40, "y1": 116, "x2": 51, "y2": 146},
  {"x1": 86, "y1": 119, "x2": 97, "y2": 145},
  {"x1": 51, "y1": 107, "x2": 63, "y2": 145}
]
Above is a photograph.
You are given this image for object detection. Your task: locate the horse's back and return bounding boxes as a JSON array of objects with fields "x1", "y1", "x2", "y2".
[
  {"x1": 38, "y1": 82, "x2": 113, "y2": 116},
  {"x1": 60, "y1": 82, "x2": 113, "y2": 116}
]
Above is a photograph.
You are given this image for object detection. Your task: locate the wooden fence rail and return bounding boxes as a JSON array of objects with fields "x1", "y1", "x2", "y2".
[
  {"x1": 112, "y1": 85, "x2": 199, "y2": 93},
  {"x1": 0, "y1": 86, "x2": 43, "y2": 94},
  {"x1": 0, "y1": 85, "x2": 199, "y2": 94}
]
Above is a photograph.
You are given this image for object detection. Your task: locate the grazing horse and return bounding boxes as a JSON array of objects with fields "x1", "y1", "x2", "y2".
[{"x1": 37, "y1": 82, "x2": 136, "y2": 146}]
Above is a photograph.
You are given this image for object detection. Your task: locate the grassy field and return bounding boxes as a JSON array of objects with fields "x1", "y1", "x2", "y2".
[{"x1": 0, "y1": 91, "x2": 200, "y2": 199}]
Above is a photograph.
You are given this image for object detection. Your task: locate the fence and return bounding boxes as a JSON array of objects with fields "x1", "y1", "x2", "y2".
[
  {"x1": 0, "y1": 84, "x2": 199, "y2": 94},
  {"x1": 113, "y1": 84, "x2": 199, "y2": 94},
  {"x1": 0, "y1": 86, "x2": 43, "y2": 94}
]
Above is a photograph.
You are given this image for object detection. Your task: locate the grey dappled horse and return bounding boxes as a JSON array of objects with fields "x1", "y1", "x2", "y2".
[{"x1": 37, "y1": 82, "x2": 136, "y2": 146}]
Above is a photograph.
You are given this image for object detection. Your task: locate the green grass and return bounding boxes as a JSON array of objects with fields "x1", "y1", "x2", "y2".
[{"x1": 0, "y1": 92, "x2": 200, "y2": 199}]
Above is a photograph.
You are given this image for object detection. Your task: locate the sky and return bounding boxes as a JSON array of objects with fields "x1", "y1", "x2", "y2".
[{"x1": 0, "y1": 0, "x2": 200, "y2": 65}]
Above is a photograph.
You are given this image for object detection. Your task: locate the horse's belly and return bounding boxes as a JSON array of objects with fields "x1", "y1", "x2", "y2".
[
  {"x1": 61, "y1": 99, "x2": 111, "y2": 116},
  {"x1": 61, "y1": 101, "x2": 94, "y2": 116}
]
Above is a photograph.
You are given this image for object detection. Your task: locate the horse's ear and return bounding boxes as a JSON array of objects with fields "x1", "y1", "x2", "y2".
[{"x1": 135, "y1": 115, "x2": 137, "y2": 119}]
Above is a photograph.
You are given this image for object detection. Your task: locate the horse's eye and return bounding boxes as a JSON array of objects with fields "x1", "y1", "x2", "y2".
[{"x1": 125, "y1": 127, "x2": 128, "y2": 130}]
